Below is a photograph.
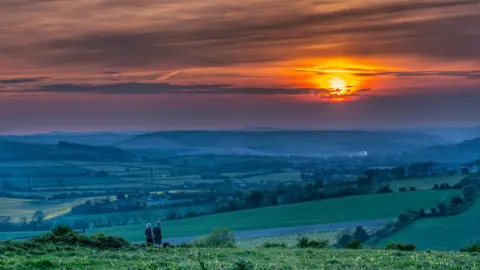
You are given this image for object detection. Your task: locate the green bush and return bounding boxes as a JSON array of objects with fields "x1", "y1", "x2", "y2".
[
  {"x1": 296, "y1": 236, "x2": 329, "y2": 248},
  {"x1": 261, "y1": 242, "x2": 287, "y2": 248},
  {"x1": 51, "y1": 224, "x2": 76, "y2": 236},
  {"x1": 193, "y1": 228, "x2": 235, "y2": 248},
  {"x1": 460, "y1": 243, "x2": 480, "y2": 252},
  {"x1": 346, "y1": 239, "x2": 363, "y2": 249},
  {"x1": 230, "y1": 259, "x2": 254, "y2": 270},
  {"x1": 33, "y1": 225, "x2": 130, "y2": 249},
  {"x1": 385, "y1": 242, "x2": 416, "y2": 251}
]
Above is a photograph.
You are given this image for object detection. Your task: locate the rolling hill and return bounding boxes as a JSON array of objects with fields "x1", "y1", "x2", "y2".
[
  {"x1": 118, "y1": 130, "x2": 446, "y2": 157},
  {"x1": 0, "y1": 140, "x2": 133, "y2": 161}
]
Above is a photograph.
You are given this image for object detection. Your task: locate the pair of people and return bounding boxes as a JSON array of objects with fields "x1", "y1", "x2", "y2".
[{"x1": 145, "y1": 221, "x2": 162, "y2": 247}]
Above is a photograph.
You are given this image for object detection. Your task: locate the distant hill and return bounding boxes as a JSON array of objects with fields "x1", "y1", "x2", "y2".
[
  {"x1": 118, "y1": 130, "x2": 446, "y2": 157},
  {"x1": 403, "y1": 137, "x2": 480, "y2": 163},
  {"x1": 0, "y1": 140, "x2": 133, "y2": 161},
  {"x1": 1, "y1": 132, "x2": 137, "y2": 146}
]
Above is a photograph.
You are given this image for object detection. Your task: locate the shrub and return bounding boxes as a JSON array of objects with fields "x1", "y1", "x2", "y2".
[
  {"x1": 230, "y1": 259, "x2": 254, "y2": 270},
  {"x1": 193, "y1": 228, "x2": 235, "y2": 248},
  {"x1": 346, "y1": 239, "x2": 363, "y2": 249},
  {"x1": 261, "y1": 242, "x2": 287, "y2": 248},
  {"x1": 353, "y1": 226, "x2": 369, "y2": 243},
  {"x1": 460, "y1": 243, "x2": 480, "y2": 252},
  {"x1": 386, "y1": 242, "x2": 416, "y2": 251},
  {"x1": 296, "y1": 236, "x2": 329, "y2": 248},
  {"x1": 398, "y1": 187, "x2": 407, "y2": 192},
  {"x1": 409, "y1": 187, "x2": 416, "y2": 191},
  {"x1": 336, "y1": 233, "x2": 353, "y2": 248},
  {"x1": 51, "y1": 224, "x2": 76, "y2": 236}
]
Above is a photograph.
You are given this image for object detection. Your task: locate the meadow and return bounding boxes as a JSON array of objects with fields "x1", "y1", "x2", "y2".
[
  {"x1": 379, "y1": 199, "x2": 480, "y2": 251},
  {"x1": 387, "y1": 174, "x2": 465, "y2": 191},
  {"x1": 1, "y1": 244, "x2": 478, "y2": 269},
  {"x1": 88, "y1": 190, "x2": 457, "y2": 242}
]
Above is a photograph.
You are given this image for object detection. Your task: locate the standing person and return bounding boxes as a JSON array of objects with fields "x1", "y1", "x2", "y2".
[
  {"x1": 145, "y1": 223, "x2": 154, "y2": 248},
  {"x1": 153, "y1": 221, "x2": 163, "y2": 247}
]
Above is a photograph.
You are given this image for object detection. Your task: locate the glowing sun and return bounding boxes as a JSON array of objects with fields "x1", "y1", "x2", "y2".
[{"x1": 329, "y1": 76, "x2": 347, "y2": 90}]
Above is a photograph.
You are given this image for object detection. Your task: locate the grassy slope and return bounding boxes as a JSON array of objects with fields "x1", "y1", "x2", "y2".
[
  {"x1": 2, "y1": 246, "x2": 478, "y2": 270},
  {"x1": 387, "y1": 174, "x2": 465, "y2": 191},
  {"x1": 91, "y1": 190, "x2": 457, "y2": 241},
  {"x1": 379, "y1": 199, "x2": 480, "y2": 251}
]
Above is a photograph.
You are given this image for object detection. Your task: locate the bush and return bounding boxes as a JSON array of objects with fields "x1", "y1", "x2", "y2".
[
  {"x1": 193, "y1": 228, "x2": 235, "y2": 248},
  {"x1": 385, "y1": 242, "x2": 416, "y2": 251},
  {"x1": 460, "y1": 243, "x2": 480, "y2": 252},
  {"x1": 346, "y1": 239, "x2": 363, "y2": 249},
  {"x1": 261, "y1": 242, "x2": 287, "y2": 248},
  {"x1": 296, "y1": 236, "x2": 329, "y2": 248},
  {"x1": 230, "y1": 259, "x2": 254, "y2": 270},
  {"x1": 33, "y1": 225, "x2": 130, "y2": 249},
  {"x1": 51, "y1": 224, "x2": 76, "y2": 236},
  {"x1": 409, "y1": 187, "x2": 416, "y2": 191},
  {"x1": 399, "y1": 187, "x2": 407, "y2": 192}
]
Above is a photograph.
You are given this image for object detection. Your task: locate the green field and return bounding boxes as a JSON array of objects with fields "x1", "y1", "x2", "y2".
[
  {"x1": 87, "y1": 190, "x2": 457, "y2": 242},
  {"x1": 240, "y1": 172, "x2": 303, "y2": 183},
  {"x1": 387, "y1": 174, "x2": 464, "y2": 191},
  {"x1": 0, "y1": 197, "x2": 114, "y2": 221},
  {"x1": 2, "y1": 243, "x2": 478, "y2": 269},
  {"x1": 379, "y1": 199, "x2": 480, "y2": 251}
]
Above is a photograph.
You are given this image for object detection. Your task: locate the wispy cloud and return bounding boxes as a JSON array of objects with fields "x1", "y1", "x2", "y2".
[{"x1": 0, "y1": 77, "x2": 50, "y2": 84}]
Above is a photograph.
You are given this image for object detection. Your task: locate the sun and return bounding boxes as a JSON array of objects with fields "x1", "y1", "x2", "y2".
[{"x1": 329, "y1": 76, "x2": 347, "y2": 90}]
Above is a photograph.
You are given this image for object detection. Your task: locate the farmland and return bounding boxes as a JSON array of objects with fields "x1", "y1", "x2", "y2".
[
  {"x1": 387, "y1": 174, "x2": 465, "y2": 191},
  {"x1": 0, "y1": 197, "x2": 115, "y2": 221},
  {"x1": 379, "y1": 199, "x2": 480, "y2": 251},
  {"x1": 87, "y1": 190, "x2": 457, "y2": 242}
]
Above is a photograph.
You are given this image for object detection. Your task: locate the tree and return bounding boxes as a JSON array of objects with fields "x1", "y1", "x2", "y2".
[
  {"x1": 245, "y1": 190, "x2": 264, "y2": 208},
  {"x1": 31, "y1": 210, "x2": 46, "y2": 227},
  {"x1": 353, "y1": 226, "x2": 369, "y2": 243},
  {"x1": 462, "y1": 184, "x2": 478, "y2": 201},
  {"x1": 356, "y1": 175, "x2": 373, "y2": 188}
]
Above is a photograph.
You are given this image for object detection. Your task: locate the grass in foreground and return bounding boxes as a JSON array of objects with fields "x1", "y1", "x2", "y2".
[
  {"x1": 1, "y1": 244, "x2": 478, "y2": 269},
  {"x1": 379, "y1": 199, "x2": 480, "y2": 251},
  {"x1": 90, "y1": 190, "x2": 457, "y2": 242}
]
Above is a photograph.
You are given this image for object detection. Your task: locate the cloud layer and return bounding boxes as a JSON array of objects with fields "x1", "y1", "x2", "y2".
[{"x1": 0, "y1": 0, "x2": 479, "y2": 131}]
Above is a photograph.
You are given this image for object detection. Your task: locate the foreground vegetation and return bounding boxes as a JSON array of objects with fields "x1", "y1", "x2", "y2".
[{"x1": 0, "y1": 226, "x2": 478, "y2": 270}]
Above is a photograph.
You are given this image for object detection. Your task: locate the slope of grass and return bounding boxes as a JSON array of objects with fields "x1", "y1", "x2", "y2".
[
  {"x1": 90, "y1": 190, "x2": 457, "y2": 242},
  {"x1": 1, "y1": 245, "x2": 478, "y2": 270},
  {"x1": 387, "y1": 174, "x2": 465, "y2": 191},
  {"x1": 378, "y1": 199, "x2": 480, "y2": 251}
]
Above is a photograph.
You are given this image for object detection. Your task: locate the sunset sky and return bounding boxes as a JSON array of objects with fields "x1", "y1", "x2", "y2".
[{"x1": 0, "y1": 0, "x2": 479, "y2": 133}]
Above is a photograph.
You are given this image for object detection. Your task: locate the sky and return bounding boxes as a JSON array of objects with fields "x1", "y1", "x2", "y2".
[{"x1": 0, "y1": 0, "x2": 479, "y2": 133}]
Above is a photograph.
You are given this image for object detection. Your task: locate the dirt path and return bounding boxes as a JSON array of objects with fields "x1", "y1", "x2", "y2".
[{"x1": 162, "y1": 219, "x2": 391, "y2": 245}]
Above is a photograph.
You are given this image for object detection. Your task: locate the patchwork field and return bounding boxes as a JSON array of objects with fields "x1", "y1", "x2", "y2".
[
  {"x1": 240, "y1": 172, "x2": 303, "y2": 183},
  {"x1": 387, "y1": 174, "x2": 465, "y2": 191},
  {"x1": 379, "y1": 199, "x2": 480, "y2": 251},
  {"x1": 0, "y1": 197, "x2": 115, "y2": 221},
  {"x1": 88, "y1": 190, "x2": 457, "y2": 242}
]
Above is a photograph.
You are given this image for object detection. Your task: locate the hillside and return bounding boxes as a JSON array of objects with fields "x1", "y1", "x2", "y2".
[
  {"x1": 402, "y1": 137, "x2": 480, "y2": 163},
  {"x1": 87, "y1": 190, "x2": 456, "y2": 242},
  {"x1": 1, "y1": 131, "x2": 137, "y2": 146},
  {"x1": 118, "y1": 130, "x2": 445, "y2": 157},
  {"x1": 379, "y1": 199, "x2": 480, "y2": 251},
  {"x1": 0, "y1": 140, "x2": 132, "y2": 161}
]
